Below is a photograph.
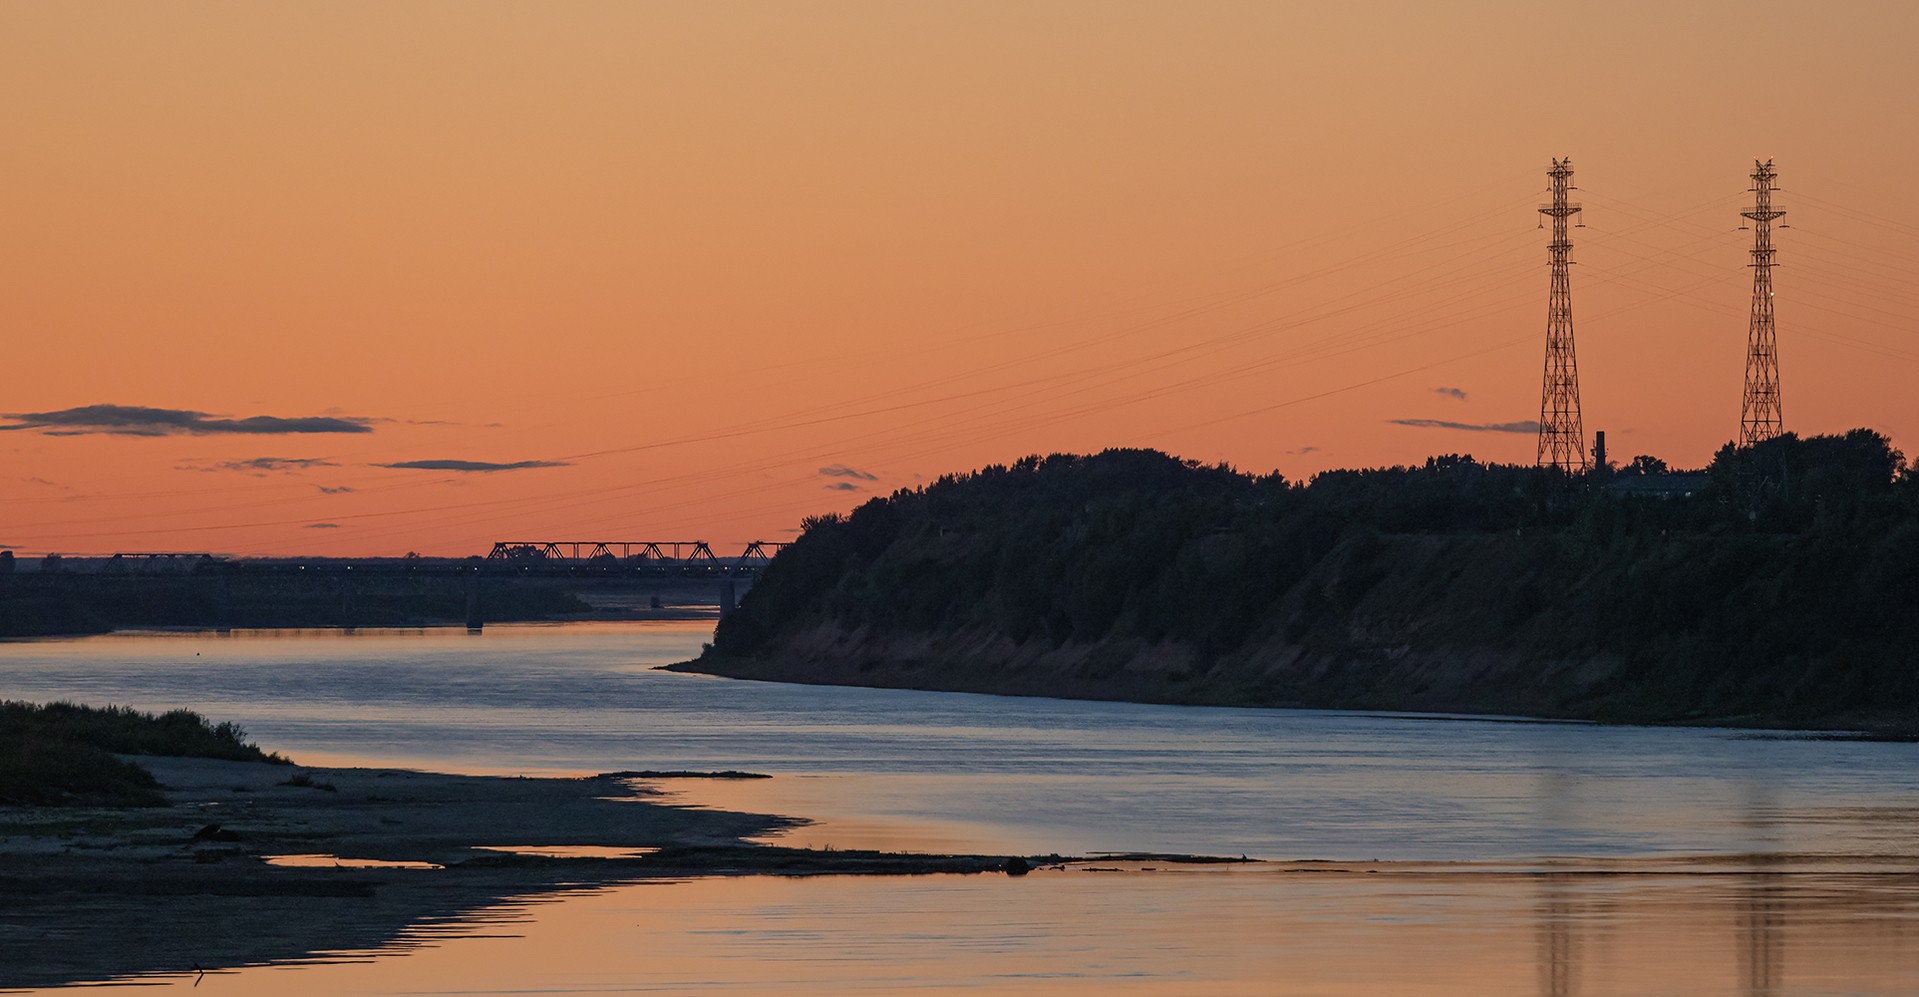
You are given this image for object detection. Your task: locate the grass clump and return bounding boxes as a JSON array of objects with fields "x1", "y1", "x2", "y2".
[
  {"x1": 280, "y1": 771, "x2": 337, "y2": 792},
  {"x1": 0, "y1": 701, "x2": 291, "y2": 807},
  {"x1": 0, "y1": 701, "x2": 288, "y2": 763},
  {"x1": 0, "y1": 740, "x2": 165, "y2": 807}
]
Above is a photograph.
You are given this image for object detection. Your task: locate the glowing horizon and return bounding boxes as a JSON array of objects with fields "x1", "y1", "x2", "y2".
[{"x1": 4, "y1": 3, "x2": 1917, "y2": 556}]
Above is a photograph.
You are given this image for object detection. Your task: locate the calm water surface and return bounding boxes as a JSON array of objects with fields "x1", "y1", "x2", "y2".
[{"x1": 6, "y1": 621, "x2": 1919, "y2": 994}]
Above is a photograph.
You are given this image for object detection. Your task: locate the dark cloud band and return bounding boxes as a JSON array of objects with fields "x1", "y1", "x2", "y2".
[
  {"x1": 1, "y1": 405, "x2": 373, "y2": 437},
  {"x1": 819, "y1": 463, "x2": 878, "y2": 481}
]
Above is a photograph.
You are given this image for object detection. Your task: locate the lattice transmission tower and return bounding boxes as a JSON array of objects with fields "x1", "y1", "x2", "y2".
[
  {"x1": 1739, "y1": 159, "x2": 1785, "y2": 445},
  {"x1": 1536, "y1": 158, "x2": 1589, "y2": 471}
]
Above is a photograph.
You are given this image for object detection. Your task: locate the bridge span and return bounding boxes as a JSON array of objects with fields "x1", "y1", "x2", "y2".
[
  {"x1": 92, "y1": 541, "x2": 792, "y2": 579},
  {"x1": 484, "y1": 540, "x2": 788, "y2": 572},
  {"x1": 78, "y1": 542, "x2": 795, "y2": 629}
]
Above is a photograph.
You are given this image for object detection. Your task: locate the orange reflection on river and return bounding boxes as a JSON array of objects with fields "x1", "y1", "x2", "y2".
[{"x1": 32, "y1": 859, "x2": 1919, "y2": 995}]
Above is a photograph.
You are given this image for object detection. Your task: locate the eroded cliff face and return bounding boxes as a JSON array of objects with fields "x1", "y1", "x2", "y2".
[
  {"x1": 675, "y1": 531, "x2": 1643, "y2": 720},
  {"x1": 674, "y1": 617, "x2": 1609, "y2": 718}
]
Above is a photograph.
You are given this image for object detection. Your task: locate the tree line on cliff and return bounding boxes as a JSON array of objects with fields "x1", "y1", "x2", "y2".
[{"x1": 710, "y1": 429, "x2": 1919, "y2": 725}]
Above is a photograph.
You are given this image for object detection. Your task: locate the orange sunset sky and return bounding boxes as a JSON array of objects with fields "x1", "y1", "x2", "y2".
[{"x1": 4, "y1": 2, "x2": 1917, "y2": 556}]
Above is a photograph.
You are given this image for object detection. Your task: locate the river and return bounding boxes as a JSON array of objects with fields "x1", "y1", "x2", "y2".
[{"x1": 5, "y1": 620, "x2": 1919, "y2": 994}]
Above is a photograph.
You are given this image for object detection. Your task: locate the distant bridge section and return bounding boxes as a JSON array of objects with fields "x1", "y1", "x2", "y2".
[
  {"x1": 84, "y1": 541, "x2": 792, "y2": 579},
  {"x1": 64, "y1": 541, "x2": 794, "y2": 629},
  {"x1": 484, "y1": 541, "x2": 789, "y2": 576}
]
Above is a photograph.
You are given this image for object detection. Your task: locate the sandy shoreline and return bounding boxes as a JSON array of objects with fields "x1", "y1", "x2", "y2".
[
  {"x1": 0, "y1": 756, "x2": 1032, "y2": 990},
  {"x1": 9, "y1": 759, "x2": 1918, "y2": 990}
]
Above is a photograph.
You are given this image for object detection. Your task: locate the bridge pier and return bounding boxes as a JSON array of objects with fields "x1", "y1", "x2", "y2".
[
  {"x1": 214, "y1": 572, "x2": 232, "y2": 635},
  {"x1": 464, "y1": 571, "x2": 483, "y2": 631},
  {"x1": 718, "y1": 577, "x2": 737, "y2": 619},
  {"x1": 338, "y1": 572, "x2": 356, "y2": 624}
]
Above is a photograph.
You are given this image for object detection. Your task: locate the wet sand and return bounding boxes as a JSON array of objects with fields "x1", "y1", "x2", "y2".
[{"x1": 0, "y1": 757, "x2": 1028, "y2": 989}]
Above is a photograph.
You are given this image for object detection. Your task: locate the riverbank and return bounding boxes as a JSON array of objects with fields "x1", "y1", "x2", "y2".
[
  {"x1": 0, "y1": 756, "x2": 1057, "y2": 989},
  {"x1": 699, "y1": 442, "x2": 1919, "y2": 732},
  {"x1": 673, "y1": 644, "x2": 1919, "y2": 737}
]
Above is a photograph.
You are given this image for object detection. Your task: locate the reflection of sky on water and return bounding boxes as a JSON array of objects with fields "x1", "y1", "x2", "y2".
[
  {"x1": 10, "y1": 623, "x2": 1919, "y2": 994},
  {"x1": 5, "y1": 621, "x2": 1919, "y2": 862},
  {"x1": 28, "y1": 867, "x2": 1919, "y2": 996}
]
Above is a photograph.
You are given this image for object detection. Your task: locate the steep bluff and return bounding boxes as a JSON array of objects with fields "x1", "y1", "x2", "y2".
[{"x1": 676, "y1": 438, "x2": 1919, "y2": 730}]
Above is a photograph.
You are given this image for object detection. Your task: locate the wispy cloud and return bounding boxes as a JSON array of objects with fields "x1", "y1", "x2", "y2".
[
  {"x1": 1, "y1": 405, "x2": 374, "y2": 437},
  {"x1": 362, "y1": 417, "x2": 495, "y2": 428},
  {"x1": 377, "y1": 459, "x2": 569, "y2": 472},
  {"x1": 1433, "y1": 387, "x2": 1469, "y2": 401},
  {"x1": 317, "y1": 485, "x2": 356, "y2": 494},
  {"x1": 819, "y1": 463, "x2": 878, "y2": 481},
  {"x1": 824, "y1": 481, "x2": 865, "y2": 492},
  {"x1": 1286, "y1": 445, "x2": 1321, "y2": 455},
  {"x1": 304, "y1": 522, "x2": 343, "y2": 529},
  {"x1": 185, "y1": 456, "x2": 341, "y2": 474},
  {"x1": 1389, "y1": 418, "x2": 1539, "y2": 434}
]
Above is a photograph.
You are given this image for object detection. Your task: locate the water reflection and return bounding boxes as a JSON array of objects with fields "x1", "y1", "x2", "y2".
[
  {"x1": 18, "y1": 862, "x2": 1919, "y2": 995},
  {"x1": 1513, "y1": 855, "x2": 1919, "y2": 997},
  {"x1": 1536, "y1": 873, "x2": 1577, "y2": 997},
  {"x1": 262, "y1": 853, "x2": 443, "y2": 869},
  {"x1": 1530, "y1": 736, "x2": 1581, "y2": 997},
  {"x1": 1739, "y1": 772, "x2": 1785, "y2": 995},
  {"x1": 7, "y1": 622, "x2": 1919, "y2": 863},
  {"x1": 1740, "y1": 859, "x2": 1785, "y2": 996},
  {"x1": 8, "y1": 624, "x2": 1919, "y2": 992}
]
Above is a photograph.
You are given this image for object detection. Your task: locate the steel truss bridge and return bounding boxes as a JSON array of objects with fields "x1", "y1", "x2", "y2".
[
  {"x1": 82, "y1": 541, "x2": 793, "y2": 627},
  {"x1": 483, "y1": 541, "x2": 787, "y2": 575},
  {"x1": 84, "y1": 542, "x2": 791, "y2": 579}
]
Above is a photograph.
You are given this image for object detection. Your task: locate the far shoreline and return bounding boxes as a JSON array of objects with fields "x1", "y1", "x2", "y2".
[
  {"x1": 0, "y1": 610, "x2": 721, "y2": 641},
  {"x1": 668, "y1": 652, "x2": 1918, "y2": 740}
]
